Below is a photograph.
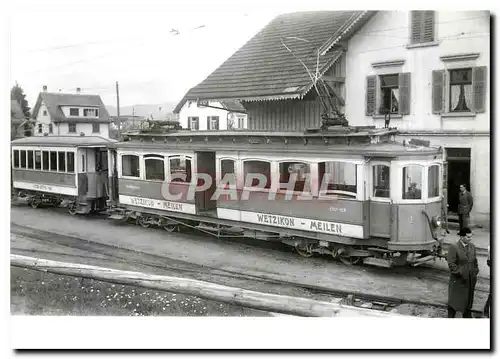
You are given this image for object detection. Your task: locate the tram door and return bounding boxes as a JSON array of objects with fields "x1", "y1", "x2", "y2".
[{"x1": 196, "y1": 151, "x2": 217, "y2": 212}]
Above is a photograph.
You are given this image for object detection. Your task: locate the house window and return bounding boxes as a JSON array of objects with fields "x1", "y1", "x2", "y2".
[
  {"x1": 188, "y1": 117, "x2": 199, "y2": 130},
  {"x1": 37, "y1": 124, "x2": 42, "y2": 133},
  {"x1": 145, "y1": 155, "x2": 165, "y2": 181},
  {"x1": 122, "y1": 155, "x2": 140, "y2": 177},
  {"x1": 84, "y1": 108, "x2": 99, "y2": 117},
  {"x1": 379, "y1": 74, "x2": 399, "y2": 114},
  {"x1": 449, "y1": 68, "x2": 472, "y2": 112},
  {"x1": 318, "y1": 161, "x2": 357, "y2": 197},
  {"x1": 48, "y1": 124, "x2": 53, "y2": 134},
  {"x1": 207, "y1": 116, "x2": 219, "y2": 130},
  {"x1": 278, "y1": 162, "x2": 310, "y2": 193},
  {"x1": 69, "y1": 123, "x2": 77, "y2": 133},
  {"x1": 67, "y1": 152, "x2": 75, "y2": 173},
  {"x1": 365, "y1": 73, "x2": 411, "y2": 116},
  {"x1": 43, "y1": 110, "x2": 48, "y2": 116},
  {"x1": 92, "y1": 123, "x2": 100, "y2": 133},
  {"x1": 69, "y1": 108, "x2": 79, "y2": 116},
  {"x1": 169, "y1": 156, "x2": 192, "y2": 183},
  {"x1": 410, "y1": 11, "x2": 435, "y2": 44},
  {"x1": 238, "y1": 117, "x2": 245, "y2": 128},
  {"x1": 372, "y1": 164, "x2": 390, "y2": 198},
  {"x1": 402, "y1": 165, "x2": 423, "y2": 200}
]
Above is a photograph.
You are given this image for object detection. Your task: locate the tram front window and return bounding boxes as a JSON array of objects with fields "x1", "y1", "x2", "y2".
[{"x1": 402, "y1": 165, "x2": 423, "y2": 200}]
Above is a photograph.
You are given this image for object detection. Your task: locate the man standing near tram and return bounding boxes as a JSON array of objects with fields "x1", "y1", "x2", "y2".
[
  {"x1": 458, "y1": 184, "x2": 474, "y2": 233},
  {"x1": 447, "y1": 228, "x2": 479, "y2": 318}
]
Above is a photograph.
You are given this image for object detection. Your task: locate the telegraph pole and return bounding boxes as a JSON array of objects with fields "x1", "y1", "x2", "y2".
[{"x1": 116, "y1": 81, "x2": 121, "y2": 138}]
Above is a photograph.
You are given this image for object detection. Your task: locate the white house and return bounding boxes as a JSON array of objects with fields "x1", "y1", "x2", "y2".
[
  {"x1": 31, "y1": 86, "x2": 112, "y2": 139},
  {"x1": 173, "y1": 99, "x2": 247, "y2": 130},
  {"x1": 345, "y1": 11, "x2": 490, "y2": 227}
]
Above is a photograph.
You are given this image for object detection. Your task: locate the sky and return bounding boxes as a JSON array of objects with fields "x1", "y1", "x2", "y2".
[{"x1": 8, "y1": 7, "x2": 281, "y2": 109}]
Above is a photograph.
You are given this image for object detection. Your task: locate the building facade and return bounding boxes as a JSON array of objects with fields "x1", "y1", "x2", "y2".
[
  {"x1": 32, "y1": 87, "x2": 112, "y2": 139},
  {"x1": 345, "y1": 11, "x2": 490, "y2": 227},
  {"x1": 174, "y1": 100, "x2": 247, "y2": 130}
]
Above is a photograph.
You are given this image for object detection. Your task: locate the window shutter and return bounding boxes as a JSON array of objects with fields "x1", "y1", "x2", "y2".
[
  {"x1": 398, "y1": 72, "x2": 411, "y2": 115},
  {"x1": 411, "y1": 11, "x2": 423, "y2": 44},
  {"x1": 472, "y1": 66, "x2": 487, "y2": 113},
  {"x1": 422, "y1": 11, "x2": 435, "y2": 43},
  {"x1": 187, "y1": 118, "x2": 191, "y2": 129},
  {"x1": 215, "y1": 118, "x2": 219, "y2": 130},
  {"x1": 366, "y1": 75, "x2": 377, "y2": 116},
  {"x1": 432, "y1": 70, "x2": 445, "y2": 114},
  {"x1": 206, "y1": 117, "x2": 210, "y2": 130}
]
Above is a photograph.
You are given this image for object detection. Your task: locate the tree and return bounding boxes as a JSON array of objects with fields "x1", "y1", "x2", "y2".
[{"x1": 11, "y1": 82, "x2": 31, "y2": 118}]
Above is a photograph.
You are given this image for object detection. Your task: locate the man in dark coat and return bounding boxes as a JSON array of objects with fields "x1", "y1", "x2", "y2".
[
  {"x1": 447, "y1": 228, "x2": 479, "y2": 318},
  {"x1": 458, "y1": 184, "x2": 473, "y2": 232},
  {"x1": 484, "y1": 246, "x2": 491, "y2": 318}
]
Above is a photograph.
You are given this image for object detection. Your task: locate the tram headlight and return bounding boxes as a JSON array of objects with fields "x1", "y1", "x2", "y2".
[{"x1": 431, "y1": 216, "x2": 441, "y2": 228}]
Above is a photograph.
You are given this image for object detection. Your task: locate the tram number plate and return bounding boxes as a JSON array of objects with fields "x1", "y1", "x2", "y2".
[{"x1": 33, "y1": 184, "x2": 53, "y2": 191}]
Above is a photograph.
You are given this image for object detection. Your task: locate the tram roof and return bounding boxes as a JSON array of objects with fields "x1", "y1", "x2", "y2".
[{"x1": 11, "y1": 135, "x2": 117, "y2": 147}]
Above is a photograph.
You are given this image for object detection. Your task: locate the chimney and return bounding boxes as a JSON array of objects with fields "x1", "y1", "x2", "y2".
[
  {"x1": 42, "y1": 85, "x2": 47, "y2": 92},
  {"x1": 76, "y1": 87, "x2": 81, "y2": 94}
]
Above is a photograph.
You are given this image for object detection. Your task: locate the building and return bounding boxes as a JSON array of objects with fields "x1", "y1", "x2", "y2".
[
  {"x1": 11, "y1": 100, "x2": 33, "y2": 140},
  {"x1": 31, "y1": 86, "x2": 112, "y2": 139},
  {"x1": 344, "y1": 11, "x2": 490, "y2": 227},
  {"x1": 173, "y1": 98, "x2": 247, "y2": 130},
  {"x1": 171, "y1": 11, "x2": 490, "y2": 227}
]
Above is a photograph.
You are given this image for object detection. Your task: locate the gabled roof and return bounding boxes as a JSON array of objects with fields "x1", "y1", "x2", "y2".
[
  {"x1": 11, "y1": 100, "x2": 25, "y2": 123},
  {"x1": 31, "y1": 92, "x2": 111, "y2": 123},
  {"x1": 176, "y1": 11, "x2": 374, "y2": 104}
]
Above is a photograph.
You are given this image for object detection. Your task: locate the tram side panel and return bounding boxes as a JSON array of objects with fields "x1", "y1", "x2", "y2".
[{"x1": 216, "y1": 189, "x2": 370, "y2": 241}]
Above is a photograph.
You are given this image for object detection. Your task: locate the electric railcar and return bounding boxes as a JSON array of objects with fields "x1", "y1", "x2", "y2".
[{"x1": 11, "y1": 126, "x2": 448, "y2": 268}]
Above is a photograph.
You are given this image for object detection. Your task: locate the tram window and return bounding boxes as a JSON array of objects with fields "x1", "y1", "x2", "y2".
[
  {"x1": 42, "y1": 151, "x2": 49, "y2": 171},
  {"x1": 20, "y1": 150, "x2": 27, "y2": 168},
  {"x1": 13, "y1": 150, "x2": 19, "y2": 168},
  {"x1": 169, "y1": 156, "x2": 192, "y2": 183},
  {"x1": 145, "y1": 158, "x2": 165, "y2": 181},
  {"x1": 34, "y1": 151, "x2": 42, "y2": 170},
  {"x1": 50, "y1": 151, "x2": 58, "y2": 171},
  {"x1": 27, "y1": 151, "x2": 34, "y2": 169},
  {"x1": 318, "y1": 161, "x2": 357, "y2": 197},
  {"x1": 58, "y1": 152, "x2": 66, "y2": 172},
  {"x1": 428, "y1": 165, "x2": 440, "y2": 198},
  {"x1": 243, "y1": 160, "x2": 271, "y2": 189},
  {"x1": 372, "y1": 165, "x2": 390, "y2": 198},
  {"x1": 220, "y1": 159, "x2": 236, "y2": 184},
  {"x1": 279, "y1": 162, "x2": 310, "y2": 193},
  {"x1": 122, "y1": 155, "x2": 140, "y2": 177},
  {"x1": 402, "y1": 165, "x2": 423, "y2": 199},
  {"x1": 67, "y1": 152, "x2": 75, "y2": 173}
]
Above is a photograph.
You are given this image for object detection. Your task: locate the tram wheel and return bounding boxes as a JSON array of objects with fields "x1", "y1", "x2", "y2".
[
  {"x1": 339, "y1": 255, "x2": 361, "y2": 266},
  {"x1": 137, "y1": 216, "x2": 151, "y2": 228},
  {"x1": 295, "y1": 244, "x2": 315, "y2": 258},
  {"x1": 68, "y1": 203, "x2": 78, "y2": 216},
  {"x1": 163, "y1": 224, "x2": 178, "y2": 232},
  {"x1": 30, "y1": 199, "x2": 41, "y2": 209}
]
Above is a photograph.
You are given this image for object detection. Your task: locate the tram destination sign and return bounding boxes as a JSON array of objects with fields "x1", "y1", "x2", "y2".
[
  {"x1": 238, "y1": 210, "x2": 364, "y2": 238},
  {"x1": 119, "y1": 195, "x2": 196, "y2": 214}
]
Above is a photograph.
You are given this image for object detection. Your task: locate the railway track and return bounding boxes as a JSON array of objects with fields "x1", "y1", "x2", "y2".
[{"x1": 10, "y1": 223, "x2": 489, "y2": 317}]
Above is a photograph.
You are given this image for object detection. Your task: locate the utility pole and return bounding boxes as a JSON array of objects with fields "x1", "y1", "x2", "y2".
[
  {"x1": 132, "y1": 106, "x2": 135, "y2": 128},
  {"x1": 116, "y1": 81, "x2": 121, "y2": 138}
]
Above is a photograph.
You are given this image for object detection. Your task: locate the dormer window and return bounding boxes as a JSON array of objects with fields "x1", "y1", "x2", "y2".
[
  {"x1": 69, "y1": 108, "x2": 79, "y2": 116},
  {"x1": 43, "y1": 110, "x2": 48, "y2": 116},
  {"x1": 84, "y1": 108, "x2": 99, "y2": 117}
]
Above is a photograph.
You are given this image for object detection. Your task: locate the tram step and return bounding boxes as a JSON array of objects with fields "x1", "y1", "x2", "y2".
[
  {"x1": 363, "y1": 257, "x2": 394, "y2": 268},
  {"x1": 196, "y1": 224, "x2": 220, "y2": 232},
  {"x1": 108, "y1": 214, "x2": 127, "y2": 220}
]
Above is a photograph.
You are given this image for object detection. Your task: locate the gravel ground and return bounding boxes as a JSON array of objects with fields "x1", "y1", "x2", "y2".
[{"x1": 10, "y1": 266, "x2": 272, "y2": 317}]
